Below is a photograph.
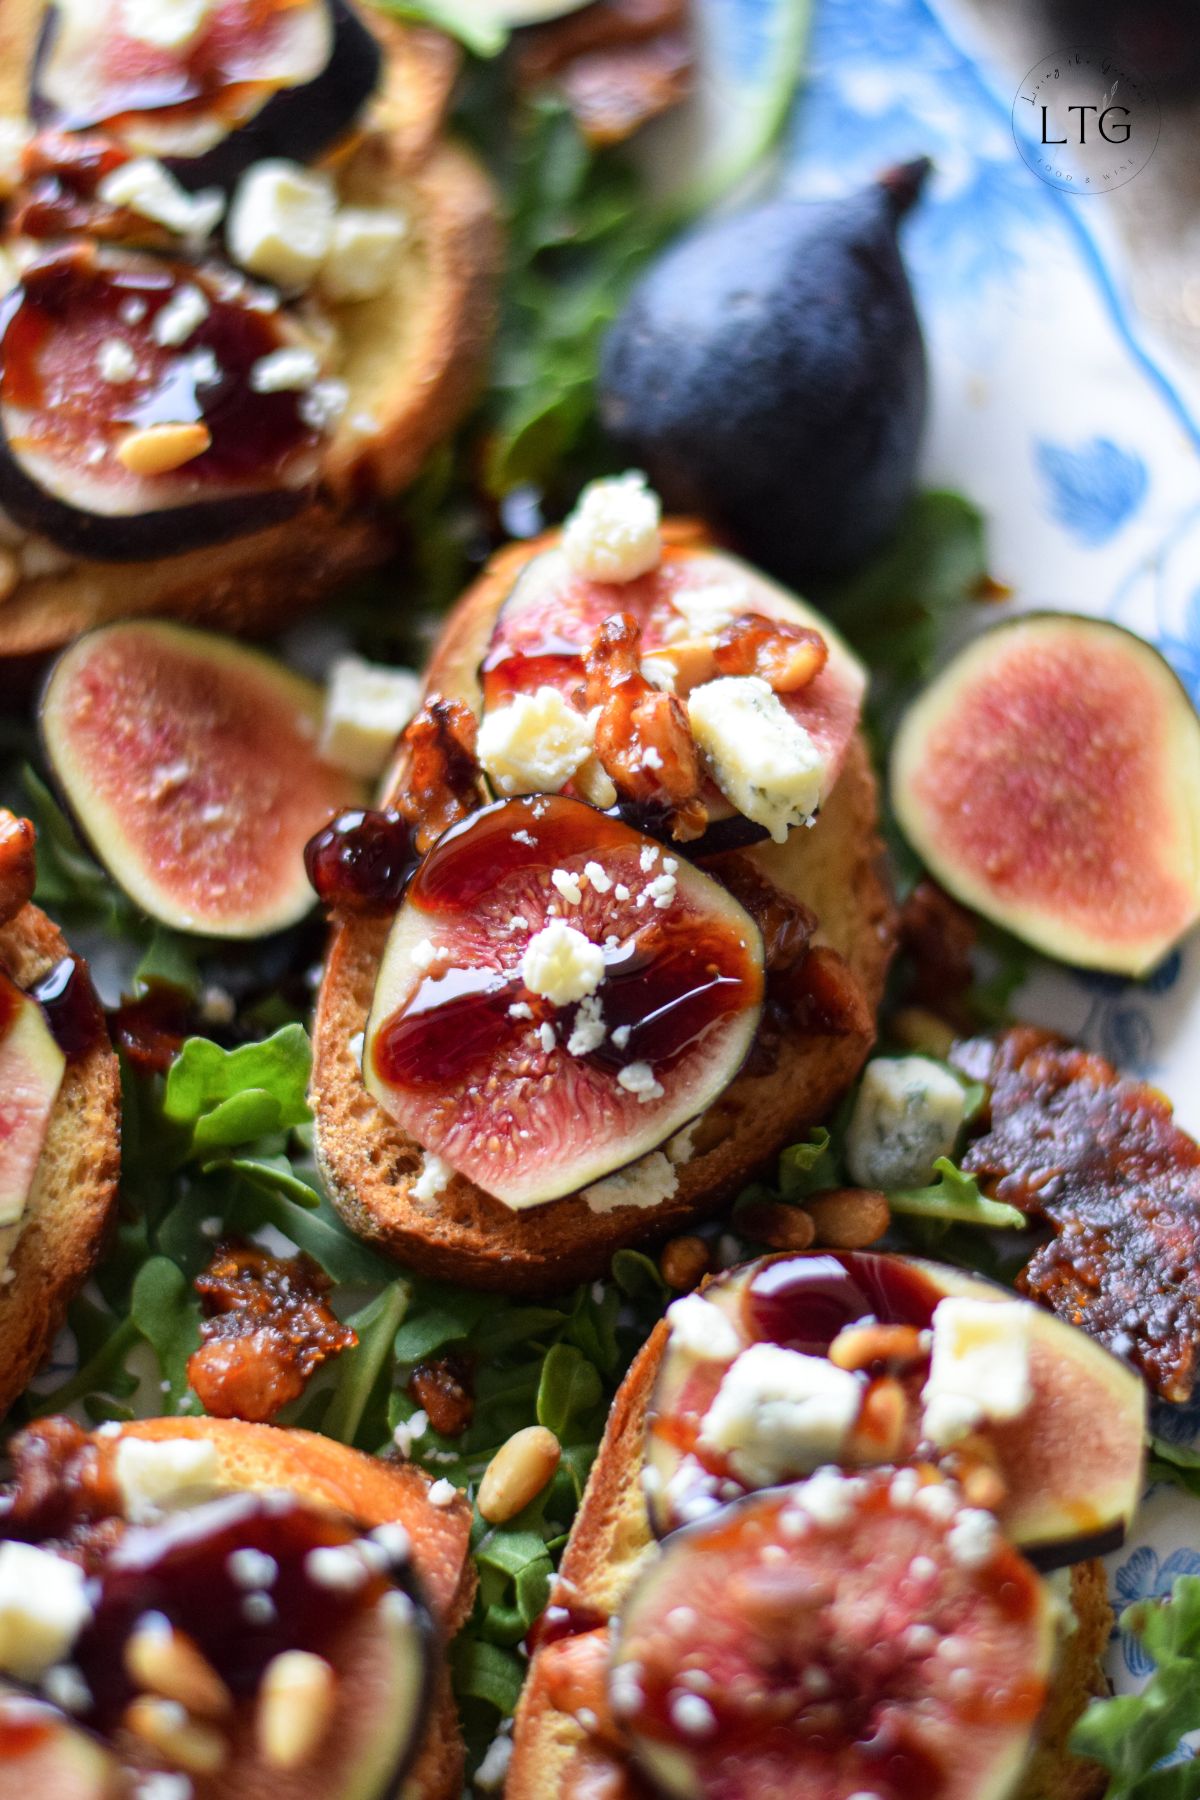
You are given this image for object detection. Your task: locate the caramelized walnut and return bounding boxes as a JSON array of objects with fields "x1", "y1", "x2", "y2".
[
  {"x1": 709, "y1": 853, "x2": 817, "y2": 973},
  {"x1": 397, "y1": 695, "x2": 485, "y2": 854},
  {"x1": 713, "y1": 613, "x2": 828, "y2": 692},
  {"x1": 899, "y1": 879, "x2": 978, "y2": 1023},
  {"x1": 188, "y1": 1242, "x2": 356, "y2": 1423},
  {"x1": 13, "y1": 132, "x2": 174, "y2": 244},
  {"x1": 407, "y1": 1354, "x2": 475, "y2": 1437},
  {"x1": 585, "y1": 613, "x2": 707, "y2": 841},
  {"x1": 0, "y1": 809, "x2": 36, "y2": 926},
  {"x1": 2, "y1": 1418, "x2": 120, "y2": 1556},
  {"x1": 516, "y1": 0, "x2": 692, "y2": 146}
]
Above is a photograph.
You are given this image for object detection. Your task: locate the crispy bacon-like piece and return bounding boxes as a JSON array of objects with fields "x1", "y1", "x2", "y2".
[
  {"x1": 188, "y1": 1241, "x2": 357, "y2": 1423},
  {"x1": 397, "y1": 694, "x2": 485, "y2": 854},
  {"x1": 956, "y1": 1026, "x2": 1200, "y2": 1401},
  {"x1": 408, "y1": 1353, "x2": 475, "y2": 1437},
  {"x1": 517, "y1": 0, "x2": 692, "y2": 146},
  {"x1": 0, "y1": 809, "x2": 36, "y2": 926},
  {"x1": 585, "y1": 612, "x2": 707, "y2": 841},
  {"x1": 713, "y1": 612, "x2": 828, "y2": 693}
]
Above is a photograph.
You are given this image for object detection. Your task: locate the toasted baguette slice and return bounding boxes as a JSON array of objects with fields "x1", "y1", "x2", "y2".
[
  {"x1": 0, "y1": 5, "x2": 500, "y2": 661},
  {"x1": 509, "y1": 1322, "x2": 1113, "y2": 1800},
  {"x1": 0, "y1": 902, "x2": 119, "y2": 1415},
  {"x1": 312, "y1": 527, "x2": 895, "y2": 1293},
  {"x1": 99, "y1": 1417, "x2": 476, "y2": 1800}
]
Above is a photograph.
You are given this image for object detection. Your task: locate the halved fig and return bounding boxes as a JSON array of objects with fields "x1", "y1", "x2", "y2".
[
  {"x1": 645, "y1": 1251, "x2": 1146, "y2": 1568},
  {"x1": 0, "y1": 243, "x2": 331, "y2": 561},
  {"x1": 41, "y1": 620, "x2": 365, "y2": 938},
  {"x1": 891, "y1": 615, "x2": 1200, "y2": 975},
  {"x1": 477, "y1": 544, "x2": 866, "y2": 850},
  {"x1": 0, "y1": 968, "x2": 67, "y2": 1231},
  {"x1": 31, "y1": 0, "x2": 380, "y2": 191},
  {"x1": 363, "y1": 794, "x2": 764, "y2": 1207},
  {"x1": 612, "y1": 1470, "x2": 1056, "y2": 1800},
  {"x1": 64, "y1": 1491, "x2": 432, "y2": 1799}
]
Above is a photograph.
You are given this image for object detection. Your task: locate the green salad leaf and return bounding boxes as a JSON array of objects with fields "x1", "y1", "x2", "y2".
[
  {"x1": 1147, "y1": 1437, "x2": 1200, "y2": 1501},
  {"x1": 887, "y1": 1157, "x2": 1025, "y2": 1230},
  {"x1": 1071, "y1": 1578, "x2": 1200, "y2": 1797}
]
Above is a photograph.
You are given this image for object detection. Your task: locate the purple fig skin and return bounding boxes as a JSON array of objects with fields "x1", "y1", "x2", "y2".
[{"x1": 29, "y1": 0, "x2": 381, "y2": 193}]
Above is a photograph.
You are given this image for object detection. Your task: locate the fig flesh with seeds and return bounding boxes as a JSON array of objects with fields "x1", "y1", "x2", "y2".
[
  {"x1": 646, "y1": 1250, "x2": 1145, "y2": 1568},
  {"x1": 363, "y1": 795, "x2": 765, "y2": 1207},
  {"x1": 0, "y1": 968, "x2": 66, "y2": 1229},
  {"x1": 891, "y1": 614, "x2": 1200, "y2": 975},
  {"x1": 613, "y1": 1470, "x2": 1056, "y2": 1800},
  {"x1": 41, "y1": 620, "x2": 365, "y2": 938}
]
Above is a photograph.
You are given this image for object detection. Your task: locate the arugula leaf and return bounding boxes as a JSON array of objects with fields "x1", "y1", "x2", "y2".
[
  {"x1": 1071, "y1": 1578, "x2": 1200, "y2": 1795},
  {"x1": 321, "y1": 1282, "x2": 410, "y2": 1449},
  {"x1": 130, "y1": 1257, "x2": 202, "y2": 1411},
  {"x1": 778, "y1": 1126, "x2": 840, "y2": 1198},
  {"x1": 887, "y1": 1157, "x2": 1026, "y2": 1230},
  {"x1": 371, "y1": 0, "x2": 506, "y2": 56},
  {"x1": 536, "y1": 1343, "x2": 603, "y2": 1442},
  {"x1": 163, "y1": 1027, "x2": 312, "y2": 1152},
  {"x1": 1147, "y1": 1436, "x2": 1200, "y2": 1500}
]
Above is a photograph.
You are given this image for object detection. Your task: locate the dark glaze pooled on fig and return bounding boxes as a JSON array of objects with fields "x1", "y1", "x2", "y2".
[
  {"x1": 30, "y1": 0, "x2": 380, "y2": 191},
  {"x1": 0, "y1": 245, "x2": 326, "y2": 559},
  {"x1": 599, "y1": 161, "x2": 929, "y2": 583},
  {"x1": 29, "y1": 954, "x2": 107, "y2": 1062}
]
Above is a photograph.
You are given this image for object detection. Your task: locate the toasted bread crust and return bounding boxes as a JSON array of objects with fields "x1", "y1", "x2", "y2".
[
  {"x1": 0, "y1": 6, "x2": 500, "y2": 661},
  {"x1": 311, "y1": 531, "x2": 895, "y2": 1292},
  {"x1": 509, "y1": 1322, "x2": 1112, "y2": 1800},
  {"x1": 0, "y1": 903, "x2": 120, "y2": 1417},
  {"x1": 104, "y1": 1417, "x2": 476, "y2": 1800}
]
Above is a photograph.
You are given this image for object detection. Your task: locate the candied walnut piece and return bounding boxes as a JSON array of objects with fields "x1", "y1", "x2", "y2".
[
  {"x1": 397, "y1": 695, "x2": 485, "y2": 854},
  {"x1": 516, "y1": 0, "x2": 692, "y2": 146},
  {"x1": 110, "y1": 984, "x2": 191, "y2": 1076},
  {"x1": 12, "y1": 131, "x2": 173, "y2": 245},
  {"x1": 2, "y1": 1418, "x2": 120, "y2": 1551},
  {"x1": 709, "y1": 852, "x2": 817, "y2": 973},
  {"x1": 0, "y1": 808, "x2": 37, "y2": 926},
  {"x1": 778, "y1": 944, "x2": 874, "y2": 1037},
  {"x1": 899, "y1": 878, "x2": 978, "y2": 1023},
  {"x1": 585, "y1": 612, "x2": 706, "y2": 841},
  {"x1": 956, "y1": 1026, "x2": 1200, "y2": 1401},
  {"x1": 713, "y1": 612, "x2": 828, "y2": 693},
  {"x1": 188, "y1": 1242, "x2": 357, "y2": 1423},
  {"x1": 407, "y1": 1353, "x2": 475, "y2": 1437}
]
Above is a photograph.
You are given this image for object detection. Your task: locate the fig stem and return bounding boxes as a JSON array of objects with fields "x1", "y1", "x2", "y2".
[{"x1": 879, "y1": 156, "x2": 933, "y2": 221}]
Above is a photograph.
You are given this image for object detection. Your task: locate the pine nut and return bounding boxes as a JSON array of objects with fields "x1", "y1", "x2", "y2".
[
  {"x1": 853, "y1": 1376, "x2": 908, "y2": 1462},
  {"x1": 806, "y1": 1187, "x2": 890, "y2": 1250},
  {"x1": 961, "y1": 1459, "x2": 1008, "y2": 1513},
  {"x1": 124, "y1": 1696, "x2": 227, "y2": 1775},
  {"x1": 125, "y1": 1617, "x2": 232, "y2": 1719},
  {"x1": 477, "y1": 1426, "x2": 561, "y2": 1524},
  {"x1": 737, "y1": 1200, "x2": 816, "y2": 1252},
  {"x1": 890, "y1": 1007, "x2": 958, "y2": 1059},
  {"x1": 257, "y1": 1650, "x2": 336, "y2": 1770},
  {"x1": 828, "y1": 1322, "x2": 925, "y2": 1371},
  {"x1": 659, "y1": 1235, "x2": 709, "y2": 1291},
  {"x1": 116, "y1": 421, "x2": 211, "y2": 476}
]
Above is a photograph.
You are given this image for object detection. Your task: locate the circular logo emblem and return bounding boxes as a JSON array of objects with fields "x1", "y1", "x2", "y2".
[{"x1": 1012, "y1": 48, "x2": 1160, "y2": 193}]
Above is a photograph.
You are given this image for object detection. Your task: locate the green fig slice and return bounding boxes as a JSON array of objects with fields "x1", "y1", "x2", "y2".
[
  {"x1": 645, "y1": 1251, "x2": 1145, "y2": 1569},
  {"x1": 41, "y1": 621, "x2": 366, "y2": 939},
  {"x1": 363, "y1": 795, "x2": 764, "y2": 1207},
  {"x1": 891, "y1": 614, "x2": 1200, "y2": 974},
  {"x1": 612, "y1": 1470, "x2": 1056, "y2": 1800},
  {"x1": 0, "y1": 968, "x2": 66, "y2": 1229}
]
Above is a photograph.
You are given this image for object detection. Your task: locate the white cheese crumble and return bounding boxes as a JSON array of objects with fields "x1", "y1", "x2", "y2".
[
  {"x1": 666, "y1": 1120, "x2": 699, "y2": 1165},
  {"x1": 0, "y1": 1544, "x2": 92, "y2": 1679},
  {"x1": 120, "y1": 0, "x2": 213, "y2": 51},
  {"x1": 639, "y1": 844, "x2": 659, "y2": 872},
  {"x1": 562, "y1": 472, "x2": 661, "y2": 583},
  {"x1": 299, "y1": 376, "x2": 349, "y2": 434},
  {"x1": 427, "y1": 1479, "x2": 457, "y2": 1506},
  {"x1": 114, "y1": 1437, "x2": 222, "y2": 1522},
  {"x1": 393, "y1": 1410, "x2": 428, "y2": 1457},
  {"x1": 98, "y1": 158, "x2": 223, "y2": 242},
  {"x1": 249, "y1": 346, "x2": 322, "y2": 393},
  {"x1": 508, "y1": 1001, "x2": 533, "y2": 1021},
  {"x1": 152, "y1": 283, "x2": 209, "y2": 347},
  {"x1": 584, "y1": 861, "x2": 612, "y2": 893},
  {"x1": 946, "y1": 1508, "x2": 1000, "y2": 1569},
  {"x1": 476, "y1": 687, "x2": 596, "y2": 797},
  {"x1": 320, "y1": 206, "x2": 408, "y2": 303},
  {"x1": 670, "y1": 1692, "x2": 717, "y2": 1737},
  {"x1": 644, "y1": 871, "x2": 677, "y2": 910},
  {"x1": 474, "y1": 1730, "x2": 514, "y2": 1791},
  {"x1": 410, "y1": 938, "x2": 441, "y2": 971},
  {"x1": 318, "y1": 655, "x2": 420, "y2": 779},
  {"x1": 520, "y1": 921, "x2": 605, "y2": 1006},
  {"x1": 411, "y1": 1151, "x2": 453, "y2": 1207},
  {"x1": 699, "y1": 1345, "x2": 863, "y2": 1486},
  {"x1": 227, "y1": 1548, "x2": 278, "y2": 1590},
  {"x1": 921, "y1": 1296, "x2": 1034, "y2": 1448},
  {"x1": 582, "y1": 1151, "x2": 677, "y2": 1214},
  {"x1": 845, "y1": 1056, "x2": 968, "y2": 1191},
  {"x1": 566, "y1": 992, "x2": 606, "y2": 1057},
  {"x1": 617, "y1": 1061, "x2": 664, "y2": 1104},
  {"x1": 665, "y1": 1292, "x2": 741, "y2": 1361},
  {"x1": 227, "y1": 160, "x2": 335, "y2": 289},
  {"x1": 687, "y1": 676, "x2": 825, "y2": 843},
  {"x1": 96, "y1": 337, "x2": 137, "y2": 383},
  {"x1": 551, "y1": 867, "x2": 583, "y2": 906},
  {"x1": 662, "y1": 579, "x2": 749, "y2": 644},
  {"x1": 538, "y1": 1021, "x2": 556, "y2": 1054}
]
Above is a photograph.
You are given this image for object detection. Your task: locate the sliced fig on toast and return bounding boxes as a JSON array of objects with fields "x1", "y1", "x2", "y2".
[
  {"x1": 613, "y1": 1471, "x2": 1056, "y2": 1800},
  {"x1": 0, "y1": 244, "x2": 331, "y2": 561},
  {"x1": 645, "y1": 1251, "x2": 1145, "y2": 1569},
  {"x1": 0, "y1": 968, "x2": 67, "y2": 1231},
  {"x1": 31, "y1": 0, "x2": 380, "y2": 191},
  {"x1": 0, "y1": 1693, "x2": 120, "y2": 1797},
  {"x1": 891, "y1": 615, "x2": 1200, "y2": 975},
  {"x1": 41, "y1": 621, "x2": 364, "y2": 938},
  {"x1": 476, "y1": 542, "x2": 866, "y2": 849},
  {"x1": 363, "y1": 795, "x2": 764, "y2": 1207}
]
